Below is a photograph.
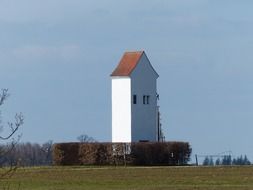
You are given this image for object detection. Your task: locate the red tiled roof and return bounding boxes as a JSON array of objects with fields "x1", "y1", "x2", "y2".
[{"x1": 111, "y1": 51, "x2": 144, "y2": 76}]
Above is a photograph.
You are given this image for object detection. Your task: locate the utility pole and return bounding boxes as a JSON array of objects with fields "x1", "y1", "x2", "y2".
[{"x1": 195, "y1": 154, "x2": 198, "y2": 166}]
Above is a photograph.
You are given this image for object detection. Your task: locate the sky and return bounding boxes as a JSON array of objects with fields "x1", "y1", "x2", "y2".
[{"x1": 1, "y1": 0, "x2": 253, "y2": 162}]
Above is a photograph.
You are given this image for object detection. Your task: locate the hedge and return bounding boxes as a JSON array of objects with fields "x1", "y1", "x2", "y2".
[{"x1": 53, "y1": 142, "x2": 191, "y2": 166}]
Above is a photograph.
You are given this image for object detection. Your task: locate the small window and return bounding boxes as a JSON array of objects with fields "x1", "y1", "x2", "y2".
[
  {"x1": 147, "y1": 95, "x2": 150, "y2": 104},
  {"x1": 139, "y1": 140, "x2": 149, "y2": 142},
  {"x1": 133, "y1": 95, "x2": 137, "y2": 104},
  {"x1": 143, "y1": 95, "x2": 150, "y2": 105}
]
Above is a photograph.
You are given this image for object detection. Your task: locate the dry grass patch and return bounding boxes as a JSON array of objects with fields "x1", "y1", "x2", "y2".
[{"x1": 1, "y1": 166, "x2": 253, "y2": 190}]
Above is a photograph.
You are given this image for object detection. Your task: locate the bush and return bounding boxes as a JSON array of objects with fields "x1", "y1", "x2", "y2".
[
  {"x1": 131, "y1": 142, "x2": 191, "y2": 166},
  {"x1": 53, "y1": 143, "x2": 79, "y2": 165},
  {"x1": 53, "y1": 142, "x2": 192, "y2": 166}
]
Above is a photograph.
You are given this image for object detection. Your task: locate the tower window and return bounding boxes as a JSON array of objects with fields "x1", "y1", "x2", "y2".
[
  {"x1": 133, "y1": 95, "x2": 137, "y2": 104},
  {"x1": 143, "y1": 95, "x2": 146, "y2": 104},
  {"x1": 143, "y1": 95, "x2": 150, "y2": 105},
  {"x1": 147, "y1": 95, "x2": 150, "y2": 104}
]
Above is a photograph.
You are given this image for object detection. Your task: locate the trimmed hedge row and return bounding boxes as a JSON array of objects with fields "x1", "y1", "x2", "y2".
[{"x1": 53, "y1": 142, "x2": 191, "y2": 166}]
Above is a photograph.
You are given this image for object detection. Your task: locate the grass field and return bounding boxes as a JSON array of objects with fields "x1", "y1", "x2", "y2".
[{"x1": 1, "y1": 166, "x2": 253, "y2": 190}]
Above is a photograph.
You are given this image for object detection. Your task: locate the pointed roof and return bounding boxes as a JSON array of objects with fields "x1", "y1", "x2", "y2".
[{"x1": 111, "y1": 51, "x2": 144, "y2": 76}]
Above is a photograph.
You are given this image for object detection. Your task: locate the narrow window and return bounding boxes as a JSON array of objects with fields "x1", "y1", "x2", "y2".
[
  {"x1": 133, "y1": 95, "x2": 137, "y2": 104},
  {"x1": 143, "y1": 95, "x2": 146, "y2": 104},
  {"x1": 147, "y1": 95, "x2": 150, "y2": 104}
]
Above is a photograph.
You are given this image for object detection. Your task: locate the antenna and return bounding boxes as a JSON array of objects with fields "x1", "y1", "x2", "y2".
[{"x1": 157, "y1": 95, "x2": 165, "y2": 142}]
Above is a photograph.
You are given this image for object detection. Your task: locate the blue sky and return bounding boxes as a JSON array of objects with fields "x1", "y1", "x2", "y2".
[{"x1": 1, "y1": 0, "x2": 253, "y2": 161}]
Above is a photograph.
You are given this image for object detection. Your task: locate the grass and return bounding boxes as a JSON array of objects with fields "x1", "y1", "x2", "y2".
[{"x1": 1, "y1": 166, "x2": 253, "y2": 190}]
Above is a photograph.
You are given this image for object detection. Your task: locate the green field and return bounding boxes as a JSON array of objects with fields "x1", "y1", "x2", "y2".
[{"x1": 1, "y1": 166, "x2": 253, "y2": 190}]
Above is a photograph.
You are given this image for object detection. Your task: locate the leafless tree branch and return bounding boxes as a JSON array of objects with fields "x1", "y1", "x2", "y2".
[
  {"x1": 0, "y1": 88, "x2": 24, "y2": 187},
  {"x1": 77, "y1": 134, "x2": 96, "y2": 143},
  {"x1": 0, "y1": 113, "x2": 24, "y2": 140},
  {"x1": 0, "y1": 89, "x2": 9, "y2": 106}
]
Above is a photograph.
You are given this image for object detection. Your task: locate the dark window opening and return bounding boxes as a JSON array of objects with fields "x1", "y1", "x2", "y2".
[
  {"x1": 133, "y1": 95, "x2": 137, "y2": 104},
  {"x1": 143, "y1": 95, "x2": 150, "y2": 105}
]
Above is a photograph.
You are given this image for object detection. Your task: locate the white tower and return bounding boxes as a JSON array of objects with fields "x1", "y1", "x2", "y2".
[{"x1": 111, "y1": 51, "x2": 159, "y2": 143}]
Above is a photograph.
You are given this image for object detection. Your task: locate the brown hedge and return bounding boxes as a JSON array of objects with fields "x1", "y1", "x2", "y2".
[
  {"x1": 53, "y1": 142, "x2": 191, "y2": 166},
  {"x1": 53, "y1": 143, "x2": 80, "y2": 165}
]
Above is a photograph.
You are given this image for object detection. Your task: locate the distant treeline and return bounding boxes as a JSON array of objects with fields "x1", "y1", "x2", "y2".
[
  {"x1": 0, "y1": 141, "x2": 53, "y2": 167},
  {"x1": 53, "y1": 142, "x2": 192, "y2": 166},
  {"x1": 203, "y1": 155, "x2": 251, "y2": 166}
]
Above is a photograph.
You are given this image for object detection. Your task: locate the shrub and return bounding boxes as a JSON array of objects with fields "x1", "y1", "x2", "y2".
[
  {"x1": 53, "y1": 143, "x2": 79, "y2": 165},
  {"x1": 53, "y1": 142, "x2": 191, "y2": 166},
  {"x1": 131, "y1": 142, "x2": 191, "y2": 166}
]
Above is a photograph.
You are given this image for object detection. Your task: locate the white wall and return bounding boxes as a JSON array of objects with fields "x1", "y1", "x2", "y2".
[
  {"x1": 130, "y1": 53, "x2": 158, "y2": 142},
  {"x1": 111, "y1": 77, "x2": 131, "y2": 142}
]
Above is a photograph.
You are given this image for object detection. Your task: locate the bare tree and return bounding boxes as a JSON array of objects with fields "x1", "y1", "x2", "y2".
[
  {"x1": 41, "y1": 140, "x2": 53, "y2": 165},
  {"x1": 0, "y1": 89, "x2": 24, "y2": 187},
  {"x1": 0, "y1": 89, "x2": 24, "y2": 140},
  {"x1": 3, "y1": 141, "x2": 53, "y2": 166},
  {"x1": 77, "y1": 134, "x2": 96, "y2": 143}
]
